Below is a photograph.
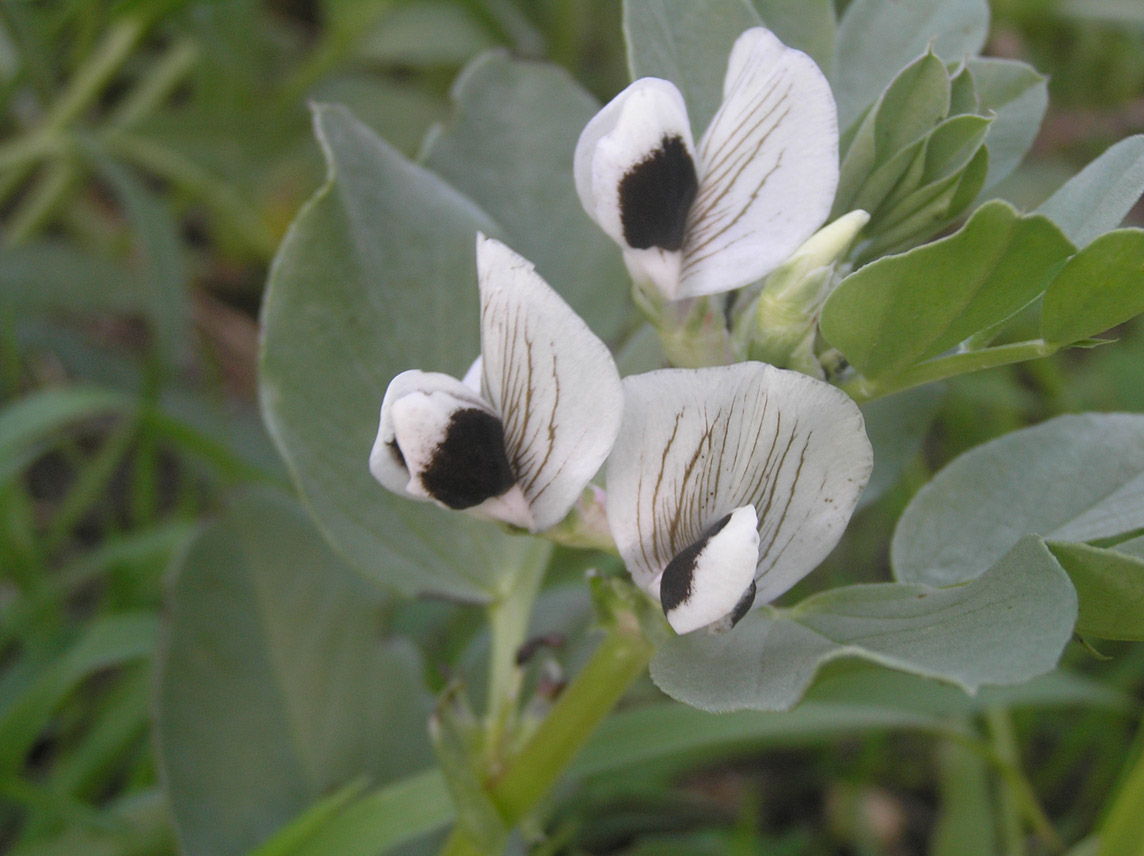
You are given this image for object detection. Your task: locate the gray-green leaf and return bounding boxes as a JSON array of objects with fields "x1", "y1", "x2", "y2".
[
  {"x1": 893, "y1": 413, "x2": 1144, "y2": 586},
  {"x1": 421, "y1": 51, "x2": 629, "y2": 340},
  {"x1": 650, "y1": 537, "x2": 1076, "y2": 712},
  {"x1": 155, "y1": 490, "x2": 434, "y2": 856},
  {"x1": 966, "y1": 57, "x2": 1048, "y2": 190},
  {"x1": 259, "y1": 102, "x2": 534, "y2": 600},
  {"x1": 623, "y1": 0, "x2": 762, "y2": 136},
  {"x1": 833, "y1": 0, "x2": 990, "y2": 130},
  {"x1": 750, "y1": 0, "x2": 835, "y2": 76},
  {"x1": 1037, "y1": 134, "x2": 1144, "y2": 248}
]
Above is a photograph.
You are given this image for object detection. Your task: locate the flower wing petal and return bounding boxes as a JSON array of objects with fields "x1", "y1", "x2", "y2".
[
  {"x1": 370, "y1": 369, "x2": 493, "y2": 500},
  {"x1": 679, "y1": 27, "x2": 839, "y2": 298},
  {"x1": 607, "y1": 363, "x2": 871, "y2": 601},
  {"x1": 573, "y1": 78, "x2": 698, "y2": 299},
  {"x1": 660, "y1": 505, "x2": 760, "y2": 634},
  {"x1": 477, "y1": 236, "x2": 624, "y2": 532}
]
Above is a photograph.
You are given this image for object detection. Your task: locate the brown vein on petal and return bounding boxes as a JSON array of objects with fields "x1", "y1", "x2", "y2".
[
  {"x1": 695, "y1": 73, "x2": 788, "y2": 202},
  {"x1": 757, "y1": 430, "x2": 813, "y2": 579},
  {"x1": 685, "y1": 143, "x2": 787, "y2": 267},
  {"x1": 648, "y1": 411, "x2": 684, "y2": 570},
  {"x1": 689, "y1": 80, "x2": 792, "y2": 229},
  {"x1": 672, "y1": 414, "x2": 717, "y2": 548},
  {"x1": 522, "y1": 345, "x2": 561, "y2": 500}
]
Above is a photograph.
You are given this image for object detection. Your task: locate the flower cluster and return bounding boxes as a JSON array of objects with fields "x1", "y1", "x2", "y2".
[{"x1": 371, "y1": 27, "x2": 873, "y2": 635}]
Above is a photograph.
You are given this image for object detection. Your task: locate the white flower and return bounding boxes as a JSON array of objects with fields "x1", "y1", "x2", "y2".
[
  {"x1": 370, "y1": 236, "x2": 624, "y2": 533},
  {"x1": 574, "y1": 27, "x2": 839, "y2": 302},
  {"x1": 606, "y1": 362, "x2": 872, "y2": 634}
]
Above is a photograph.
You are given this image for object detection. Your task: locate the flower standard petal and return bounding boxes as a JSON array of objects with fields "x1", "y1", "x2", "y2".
[
  {"x1": 476, "y1": 236, "x2": 624, "y2": 532},
  {"x1": 678, "y1": 28, "x2": 840, "y2": 298},
  {"x1": 606, "y1": 363, "x2": 872, "y2": 629},
  {"x1": 573, "y1": 78, "x2": 698, "y2": 299}
]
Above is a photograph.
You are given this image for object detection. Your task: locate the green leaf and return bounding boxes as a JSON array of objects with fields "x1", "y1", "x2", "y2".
[
  {"x1": 949, "y1": 65, "x2": 980, "y2": 115},
  {"x1": 288, "y1": 769, "x2": 454, "y2": 856},
  {"x1": 81, "y1": 142, "x2": 192, "y2": 370},
  {"x1": 893, "y1": 413, "x2": 1144, "y2": 587},
  {"x1": 259, "y1": 102, "x2": 534, "y2": 600},
  {"x1": 865, "y1": 114, "x2": 991, "y2": 235},
  {"x1": 579, "y1": 662, "x2": 1123, "y2": 776},
  {"x1": 356, "y1": 2, "x2": 497, "y2": 68},
  {"x1": 859, "y1": 146, "x2": 990, "y2": 260},
  {"x1": 965, "y1": 58, "x2": 1048, "y2": 190},
  {"x1": 931, "y1": 740, "x2": 998, "y2": 856},
  {"x1": 0, "y1": 241, "x2": 142, "y2": 316},
  {"x1": 835, "y1": 51, "x2": 951, "y2": 217},
  {"x1": 623, "y1": 0, "x2": 762, "y2": 136},
  {"x1": 821, "y1": 201, "x2": 1075, "y2": 379},
  {"x1": 8, "y1": 788, "x2": 175, "y2": 856},
  {"x1": 920, "y1": 115, "x2": 992, "y2": 186},
  {"x1": 1037, "y1": 135, "x2": 1144, "y2": 248},
  {"x1": 245, "y1": 778, "x2": 368, "y2": 856},
  {"x1": 1041, "y1": 228, "x2": 1144, "y2": 346},
  {"x1": 833, "y1": 0, "x2": 990, "y2": 129},
  {"x1": 421, "y1": 51, "x2": 629, "y2": 340},
  {"x1": 749, "y1": 0, "x2": 835, "y2": 76},
  {"x1": 858, "y1": 383, "x2": 944, "y2": 509},
  {"x1": 0, "y1": 386, "x2": 132, "y2": 483},
  {"x1": 308, "y1": 75, "x2": 447, "y2": 157},
  {"x1": 650, "y1": 537, "x2": 1076, "y2": 712},
  {"x1": 0, "y1": 613, "x2": 157, "y2": 776},
  {"x1": 1114, "y1": 534, "x2": 1144, "y2": 560},
  {"x1": 155, "y1": 490, "x2": 434, "y2": 856},
  {"x1": 573, "y1": 701, "x2": 948, "y2": 778},
  {"x1": 1047, "y1": 541, "x2": 1144, "y2": 641},
  {"x1": 1096, "y1": 737, "x2": 1144, "y2": 856}
]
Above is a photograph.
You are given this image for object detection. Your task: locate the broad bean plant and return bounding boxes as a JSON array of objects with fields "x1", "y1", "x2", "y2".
[{"x1": 171, "y1": 0, "x2": 1144, "y2": 852}]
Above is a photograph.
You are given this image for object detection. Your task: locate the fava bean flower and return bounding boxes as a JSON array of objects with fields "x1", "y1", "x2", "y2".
[
  {"x1": 370, "y1": 236, "x2": 623, "y2": 533},
  {"x1": 606, "y1": 363, "x2": 872, "y2": 634},
  {"x1": 574, "y1": 27, "x2": 839, "y2": 301}
]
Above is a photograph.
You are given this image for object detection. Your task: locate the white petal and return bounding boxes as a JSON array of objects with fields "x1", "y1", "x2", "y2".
[
  {"x1": 678, "y1": 28, "x2": 840, "y2": 298},
  {"x1": 371, "y1": 369, "x2": 526, "y2": 526},
  {"x1": 461, "y1": 356, "x2": 483, "y2": 392},
  {"x1": 606, "y1": 363, "x2": 872, "y2": 602},
  {"x1": 659, "y1": 505, "x2": 760, "y2": 634},
  {"x1": 574, "y1": 78, "x2": 698, "y2": 300},
  {"x1": 371, "y1": 370, "x2": 484, "y2": 498},
  {"x1": 477, "y1": 236, "x2": 624, "y2": 532}
]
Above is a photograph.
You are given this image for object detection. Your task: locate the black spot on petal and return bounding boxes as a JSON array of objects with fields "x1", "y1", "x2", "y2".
[
  {"x1": 419, "y1": 408, "x2": 516, "y2": 510},
  {"x1": 660, "y1": 512, "x2": 733, "y2": 614},
  {"x1": 387, "y1": 439, "x2": 406, "y2": 470},
  {"x1": 619, "y1": 135, "x2": 698, "y2": 252},
  {"x1": 728, "y1": 579, "x2": 756, "y2": 628}
]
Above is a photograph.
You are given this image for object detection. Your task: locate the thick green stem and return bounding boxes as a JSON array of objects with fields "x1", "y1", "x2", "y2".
[
  {"x1": 987, "y1": 708, "x2": 1028, "y2": 856},
  {"x1": 985, "y1": 708, "x2": 1065, "y2": 855},
  {"x1": 439, "y1": 826, "x2": 492, "y2": 856},
  {"x1": 489, "y1": 613, "x2": 655, "y2": 823},
  {"x1": 484, "y1": 542, "x2": 552, "y2": 770},
  {"x1": 842, "y1": 340, "x2": 1057, "y2": 403},
  {"x1": 440, "y1": 611, "x2": 655, "y2": 855}
]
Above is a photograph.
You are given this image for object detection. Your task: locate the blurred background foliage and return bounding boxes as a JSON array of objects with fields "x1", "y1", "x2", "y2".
[{"x1": 0, "y1": 0, "x2": 1142, "y2": 854}]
